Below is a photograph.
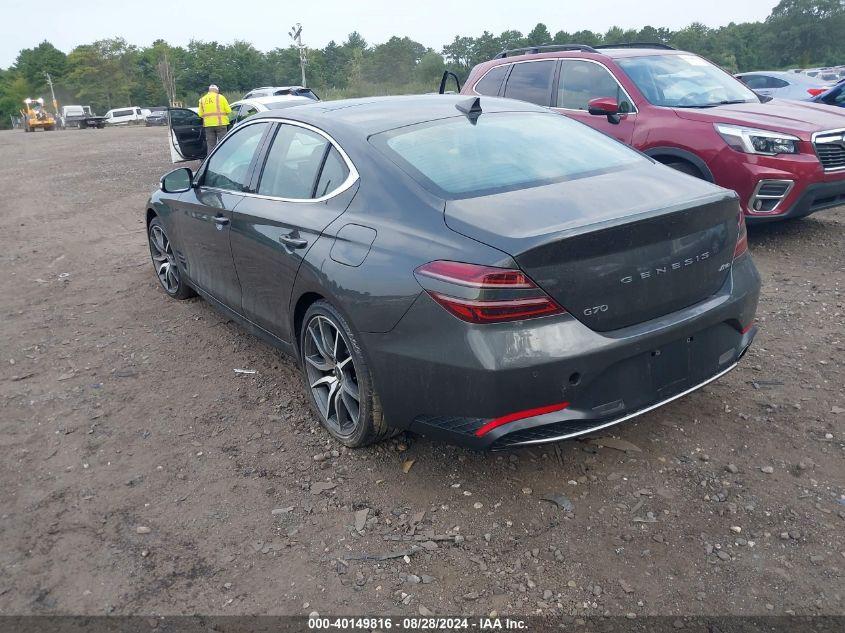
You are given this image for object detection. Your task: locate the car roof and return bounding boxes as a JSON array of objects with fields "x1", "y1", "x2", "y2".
[
  {"x1": 233, "y1": 95, "x2": 314, "y2": 108},
  {"x1": 250, "y1": 94, "x2": 547, "y2": 137}
]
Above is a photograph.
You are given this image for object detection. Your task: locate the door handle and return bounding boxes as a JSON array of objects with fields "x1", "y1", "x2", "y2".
[
  {"x1": 213, "y1": 215, "x2": 230, "y2": 227},
  {"x1": 279, "y1": 233, "x2": 308, "y2": 249}
]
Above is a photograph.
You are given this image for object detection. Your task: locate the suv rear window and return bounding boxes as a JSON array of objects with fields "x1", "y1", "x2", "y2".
[
  {"x1": 503, "y1": 61, "x2": 556, "y2": 106},
  {"x1": 372, "y1": 112, "x2": 642, "y2": 198},
  {"x1": 474, "y1": 65, "x2": 509, "y2": 96}
]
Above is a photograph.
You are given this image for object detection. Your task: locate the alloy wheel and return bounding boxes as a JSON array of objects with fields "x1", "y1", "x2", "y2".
[
  {"x1": 303, "y1": 315, "x2": 361, "y2": 437},
  {"x1": 149, "y1": 224, "x2": 180, "y2": 294}
]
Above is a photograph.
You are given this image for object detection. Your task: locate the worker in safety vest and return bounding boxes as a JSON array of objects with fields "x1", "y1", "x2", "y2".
[{"x1": 198, "y1": 84, "x2": 232, "y2": 151}]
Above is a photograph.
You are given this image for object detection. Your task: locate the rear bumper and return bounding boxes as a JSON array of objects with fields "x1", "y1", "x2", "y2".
[{"x1": 361, "y1": 255, "x2": 761, "y2": 450}]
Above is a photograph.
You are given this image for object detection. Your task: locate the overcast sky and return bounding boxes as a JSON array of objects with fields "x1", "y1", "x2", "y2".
[{"x1": 3, "y1": 0, "x2": 779, "y2": 67}]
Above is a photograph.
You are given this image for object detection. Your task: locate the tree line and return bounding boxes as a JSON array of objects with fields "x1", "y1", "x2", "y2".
[{"x1": 1, "y1": 0, "x2": 842, "y2": 128}]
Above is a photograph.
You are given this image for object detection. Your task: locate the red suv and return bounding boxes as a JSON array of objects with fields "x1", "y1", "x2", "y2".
[{"x1": 460, "y1": 43, "x2": 845, "y2": 222}]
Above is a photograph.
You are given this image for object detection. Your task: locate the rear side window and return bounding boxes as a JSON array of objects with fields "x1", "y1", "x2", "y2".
[
  {"x1": 503, "y1": 61, "x2": 556, "y2": 106},
  {"x1": 558, "y1": 60, "x2": 633, "y2": 112},
  {"x1": 373, "y1": 111, "x2": 642, "y2": 198},
  {"x1": 474, "y1": 65, "x2": 509, "y2": 96},
  {"x1": 257, "y1": 124, "x2": 329, "y2": 199},
  {"x1": 315, "y1": 147, "x2": 350, "y2": 198}
]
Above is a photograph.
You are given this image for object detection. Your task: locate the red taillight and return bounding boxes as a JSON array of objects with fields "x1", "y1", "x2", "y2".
[
  {"x1": 429, "y1": 292, "x2": 563, "y2": 323},
  {"x1": 807, "y1": 88, "x2": 825, "y2": 97},
  {"x1": 415, "y1": 261, "x2": 565, "y2": 324},
  {"x1": 734, "y1": 212, "x2": 748, "y2": 259},
  {"x1": 475, "y1": 402, "x2": 570, "y2": 437},
  {"x1": 415, "y1": 260, "x2": 535, "y2": 288}
]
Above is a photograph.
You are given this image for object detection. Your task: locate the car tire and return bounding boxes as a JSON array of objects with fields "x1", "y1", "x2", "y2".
[
  {"x1": 147, "y1": 217, "x2": 195, "y2": 300},
  {"x1": 299, "y1": 301, "x2": 396, "y2": 448}
]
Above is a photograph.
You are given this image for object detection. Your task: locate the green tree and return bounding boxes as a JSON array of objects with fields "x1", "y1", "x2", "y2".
[
  {"x1": 415, "y1": 50, "x2": 446, "y2": 85},
  {"x1": 14, "y1": 41, "x2": 67, "y2": 93},
  {"x1": 525, "y1": 23, "x2": 552, "y2": 46}
]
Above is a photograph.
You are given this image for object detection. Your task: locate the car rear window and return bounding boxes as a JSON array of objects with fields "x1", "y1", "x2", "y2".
[{"x1": 371, "y1": 111, "x2": 643, "y2": 198}]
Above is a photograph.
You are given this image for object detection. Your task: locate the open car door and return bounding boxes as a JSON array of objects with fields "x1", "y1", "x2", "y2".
[{"x1": 168, "y1": 108, "x2": 207, "y2": 163}]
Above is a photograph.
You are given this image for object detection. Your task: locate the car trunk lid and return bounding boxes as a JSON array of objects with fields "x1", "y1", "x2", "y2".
[{"x1": 444, "y1": 164, "x2": 739, "y2": 331}]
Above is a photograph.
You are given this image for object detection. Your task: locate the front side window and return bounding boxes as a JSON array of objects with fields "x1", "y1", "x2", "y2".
[
  {"x1": 474, "y1": 65, "x2": 509, "y2": 96},
  {"x1": 203, "y1": 122, "x2": 268, "y2": 191},
  {"x1": 373, "y1": 111, "x2": 643, "y2": 198},
  {"x1": 503, "y1": 60, "x2": 556, "y2": 106},
  {"x1": 257, "y1": 125, "x2": 331, "y2": 199},
  {"x1": 557, "y1": 60, "x2": 633, "y2": 112},
  {"x1": 618, "y1": 53, "x2": 759, "y2": 108}
]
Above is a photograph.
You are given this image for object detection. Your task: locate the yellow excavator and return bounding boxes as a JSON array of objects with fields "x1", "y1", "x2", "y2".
[{"x1": 20, "y1": 97, "x2": 56, "y2": 132}]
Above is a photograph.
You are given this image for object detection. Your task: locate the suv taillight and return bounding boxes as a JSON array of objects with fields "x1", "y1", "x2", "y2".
[
  {"x1": 415, "y1": 261, "x2": 565, "y2": 324},
  {"x1": 734, "y1": 212, "x2": 748, "y2": 259}
]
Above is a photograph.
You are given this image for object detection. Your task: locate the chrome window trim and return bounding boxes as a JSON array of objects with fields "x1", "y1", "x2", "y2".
[
  {"x1": 811, "y1": 128, "x2": 845, "y2": 172},
  {"x1": 198, "y1": 118, "x2": 360, "y2": 202}
]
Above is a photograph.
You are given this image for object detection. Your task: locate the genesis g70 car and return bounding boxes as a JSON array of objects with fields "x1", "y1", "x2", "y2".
[{"x1": 147, "y1": 95, "x2": 760, "y2": 449}]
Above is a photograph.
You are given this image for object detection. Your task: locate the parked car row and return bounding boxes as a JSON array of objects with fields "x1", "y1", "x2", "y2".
[{"x1": 734, "y1": 70, "x2": 832, "y2": 100}]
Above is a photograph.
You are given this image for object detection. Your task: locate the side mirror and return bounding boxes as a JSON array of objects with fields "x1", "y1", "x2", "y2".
[
  {"x1": 160, "y1": 167, "x2": 193, "y2": 193},
  {"x1": 587, "y1": 97, "x2": 620, "y2": 116}
]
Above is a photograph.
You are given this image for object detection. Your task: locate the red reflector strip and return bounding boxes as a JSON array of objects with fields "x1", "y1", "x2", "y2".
[
  {"x1": 475, "y1": 402, "x2": 570, "y2": 437},
  {"x1": 807, "y1": 88, "x2": 824, "y2": 96},
  {"x1": 741, "y1": 322, "x2": 755, "y2": 335}
]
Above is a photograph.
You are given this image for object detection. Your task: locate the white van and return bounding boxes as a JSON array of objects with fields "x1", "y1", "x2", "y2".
[{"x1": 104, "y1": 106, "x2": 150, "y2": 125}]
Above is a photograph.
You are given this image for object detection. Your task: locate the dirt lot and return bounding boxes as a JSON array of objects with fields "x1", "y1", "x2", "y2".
[{"x1": 0, "y1": 126, "x2": 843, "y2": 618}]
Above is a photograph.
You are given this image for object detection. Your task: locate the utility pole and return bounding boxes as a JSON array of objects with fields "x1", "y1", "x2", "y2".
[
  {"x1": 44, "y1": 72, "x2": 59, "y2": 116},
  {"x1": 156, "y1": 50, "x2": 178, "y2": 107},
  {"x1": 289, "y1": 23, "x2": 307, "y2": 87}
]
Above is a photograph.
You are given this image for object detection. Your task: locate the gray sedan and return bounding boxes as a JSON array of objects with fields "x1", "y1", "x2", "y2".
[
  {"x1": 735, "y1": 71, "x2": 832, "y2": 100},
  {"x1": 146, "y1": 95, "x2": 760, "y2": 450}
]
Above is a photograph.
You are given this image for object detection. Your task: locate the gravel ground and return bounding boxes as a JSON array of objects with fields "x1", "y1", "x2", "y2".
[{"x1": 0, "y1": 126, "x2": 843, "y2": 617}]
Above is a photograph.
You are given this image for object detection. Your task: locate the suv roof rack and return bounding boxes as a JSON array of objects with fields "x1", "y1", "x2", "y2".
[
  {"x1": 593, "y1": 42, "x2": 676, "y2": 50},
  {"x1": 494, "y1": 44, "x2": 598, "y2": 58}
]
